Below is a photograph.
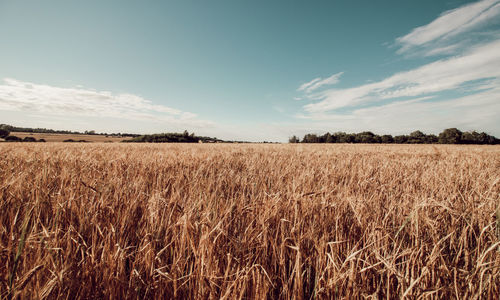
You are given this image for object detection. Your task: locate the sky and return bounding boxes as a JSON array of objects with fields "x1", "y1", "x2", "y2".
[{"x1": 0, "y1": 0, "x2": 499, "y2": 142}]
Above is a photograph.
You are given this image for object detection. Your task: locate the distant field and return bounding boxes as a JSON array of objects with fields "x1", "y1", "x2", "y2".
[
  {"x1": 1, "y1": 143, "x2": 499, "y2": 299},
  {"x1": 7, "y1": 132, "x2": 132, "y2": 142}
]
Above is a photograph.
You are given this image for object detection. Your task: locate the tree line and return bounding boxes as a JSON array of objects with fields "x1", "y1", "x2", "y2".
[
  {"x1": 0, "y1": 124, "x2": 140, "y2": 137},
  {"x1": 123, "y1": 131, "x2": 229, "y2": 143},
  {"x1": 0, "y1": 124, "x2": 243, "y2": 143},
  {"x1": 289, "y1": 128, "x2": 499, "y2": 144},
  {"x1": 0, "y1": 128, "x2": 46, "y2": 142}
]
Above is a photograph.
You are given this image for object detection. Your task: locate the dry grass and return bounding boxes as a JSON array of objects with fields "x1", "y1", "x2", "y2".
[
  {"x1": 9, "y1": 132, "x2": 132, "y2": 142},
  {"x1": 0, "y1": 143, "x2": 499, "y2": 299}
]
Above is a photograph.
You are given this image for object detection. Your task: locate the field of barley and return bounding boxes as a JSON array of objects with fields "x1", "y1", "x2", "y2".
[{"x1": 1, "y1": 143, "x2": 499, "y2": 299}]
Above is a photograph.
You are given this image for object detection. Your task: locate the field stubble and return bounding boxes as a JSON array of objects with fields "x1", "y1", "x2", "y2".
[{"x1": 0, "y1": 143, "x2": 499, "y2": 299}]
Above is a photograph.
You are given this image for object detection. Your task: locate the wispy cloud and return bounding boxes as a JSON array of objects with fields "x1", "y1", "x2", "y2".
[
  {"x1": 303, "y1": 39, "x2": 500, "y2": 113},
  {"x1": 396, "y1": 0, "x2": 500, "y2": 55},
  {"x1": 295, "y1": 86, "x2": 500, "y2": 135},
  {"x1": 0, "y1": 78, "x2": 214, "y2": 128},
  {"x1": 292, "y1": 0, "x2": 500, "y2": 137},
  {"x1": 297, "y1": 72, "x2": 343, "y2": 93}
]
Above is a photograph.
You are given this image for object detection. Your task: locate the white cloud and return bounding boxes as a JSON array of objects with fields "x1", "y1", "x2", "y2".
[
  {"x1": 423, "y1": 43, "x2": 461, "y2": 57},
  {"x1": 297, "y1": 77, "x2": 321, "y2": 92},
  {"x1": 0, "y1": 78, "x2": 214, "y2": 128},
  {"x1": 297, "y1": 72, "x2": 343, "y2": 93},
  {"x1": 396, "y1": 0, "x2": 500, "y2": 54},
  {"x1": 303, "y1": 39, "x2": 500, "y2": 113},
  {"x1": 295, "y1": 86, "x2": 500, "y2": 136},
  {"x1": 292, "y1": 1, "x2": 500, "y2": 138}
]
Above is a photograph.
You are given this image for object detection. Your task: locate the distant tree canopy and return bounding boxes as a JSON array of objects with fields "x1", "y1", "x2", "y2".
[
  {"x1": 124, "y1": 131, "x2": 226, "y2": 143},
  {"x1": 0, "y1": 124, "x2": 140, "y2": 137},
  {"x1": 0, "y1": 124, "x2": 247, "y2": 143},
  {"x1": 0, "y1": 128, "x2": 9, "y2": 138},
  {"x1": 288, "y1": 135, "x2": 300, "y2": 143},
  {"x1": 3, "y1": 135, "x2": 45, "y2": 142},
  {"x1": 293, "y1": 128, "x2": 499, "y2": 145}
]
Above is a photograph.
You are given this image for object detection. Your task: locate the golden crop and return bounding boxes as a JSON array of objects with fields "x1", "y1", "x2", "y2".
[{"x1": 1, "y1": 143, "x2": 499, "y2": 299}]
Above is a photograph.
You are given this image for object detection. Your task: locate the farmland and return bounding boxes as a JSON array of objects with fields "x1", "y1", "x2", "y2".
[
  {"x1": 1, "y1": 143, "x2": 499, "y2": 299},
  {"x1": 5, "y1": 132, "x2": 132, "y2": 143}
]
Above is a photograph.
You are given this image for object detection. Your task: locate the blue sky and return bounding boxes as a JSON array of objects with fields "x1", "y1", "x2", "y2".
[{"x1": 0, "y1": 0, "x2": 499, "y2": 141}]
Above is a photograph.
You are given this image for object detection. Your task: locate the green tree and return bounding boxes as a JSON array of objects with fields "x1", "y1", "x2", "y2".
[
  {"x1": 408, "y1": 130, "x2": 425, "y2": 143},
  {"x1": 288, "y1": 135, "x2": 300, "y2": 143},
  {"x1": 394, "y1": 135, "x2": 408, "y2": 144},
  {"x1": 302, "y1": 134, "x2": 319, "y2": 143},
  {"x1": 355, "y1": 131, "x2": 376, "y2": 143},
  {"x1": 438, "y1": 128, "x2": 462, "y2": 144},
  {"x1": 424, "y1": 134, "x2": 438, "y2": 144},
  {"x1": 0, "y1": 128, "x2": 9, "y2": 138},
  {"x1": 381, "y1": 135, "x2": 394, "y2": 143},
  {"x1": 325, "y1": 133, "x2": 336, "y2": 143}
]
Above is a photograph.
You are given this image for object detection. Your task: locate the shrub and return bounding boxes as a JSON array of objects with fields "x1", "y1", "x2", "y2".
[
  {"x1": 22, "y1": 137, "x2": 37, "y2": 142},
  {"x1": 0, "y1": 128, "x2": 9, "y2": 138},
  {"x1": 5, "y1": 135, "x2": 21, "y2": 142}
]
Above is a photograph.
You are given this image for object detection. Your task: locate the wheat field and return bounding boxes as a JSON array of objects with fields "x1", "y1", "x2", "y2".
[{"x1": 1, "y1": 143, "x2": 499, "y2": 299}]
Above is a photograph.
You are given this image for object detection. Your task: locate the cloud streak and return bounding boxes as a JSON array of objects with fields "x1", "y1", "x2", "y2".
[
  {"x1": 303, "y1": 39, "x2": 500, "y2": 113},
  {"x1": 0, "y1": 78, "x2": 214, "y2": 128},
  {"x1": 396, "y1": 0, "x2": 500, "y2": 54},
  {"x1": 297, "y1": 72, "x2": 343, "y2": 93},
  {"x1": 295, "y1": 86, "x2": 500, "y2": 136},
  {"x1": 292, "y1": 0, "x2": 500, "y2": 137}
]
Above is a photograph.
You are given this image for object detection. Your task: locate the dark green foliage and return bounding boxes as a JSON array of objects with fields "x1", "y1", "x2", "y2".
[
  {"x1": 425, "y1": 134, "x2": 439, "y2": 144},
  {"x1": 355, "y1": 131, "x2": 377, "y2": 143},
  {"x1": 288, "y1": 136, "x2": 300, "y2": 143},
  {"x1": 393, "y1": 135, "x2": 408, "y2": 144},
  {"x1": 460, "y1": 131, "x2": 496, "y2": 144},
  {"x1": 296, "y1": 128, "x2": 499, "y2": 144},
  {"x1": 124, "y1": 132, "x2": 223, "y2": 143},
  {"x1": 5, "y1": 136, "x2": 21, "y2": 142},
  {"x1": 63, "y1": 139, "x2": 89, "y2": 143},
  {"x1": 408, "y1": 131, "x2": 426, "y2": 144},
  {"x1": 0, "y1": 127, "x2": 9, "y2": 138},
  {"x1": 381, "y1": 135, "x2": 394, "y2": 143},
  {"x1": 301, "y1": 134, "x2": 319, "y2": 143},
  {"x1": 438, "y1": 128, "x2": 462, "y2": 144},
  {"x1": 0, "y1": 124, "x2": 140, "y2": 137},
  {"x1": 0, "y1": 124, "x2": 243, "y2": 144},
  {"x1": 3, "y1": 135, "x2": 48, "y2": 143},
  {"x1": 325, "y1": 133, "x2": 335, "y2": 143}
]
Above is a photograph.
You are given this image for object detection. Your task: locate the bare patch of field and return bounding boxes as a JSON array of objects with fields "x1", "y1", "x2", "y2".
[
  {"x1": 9, "y1": 132, "x2": 132, "y2": 142},
  {"x1": 1, "y1": 143, "x2": 499, "y2": 298}
]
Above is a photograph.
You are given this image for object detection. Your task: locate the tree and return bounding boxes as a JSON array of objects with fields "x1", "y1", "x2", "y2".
[
  {"x1": 438, "y1": 128, "x2": 462, "y2": 144},
  {"x1": 461, "y1": 131, "x2": 476, "y2": 144},
  {"x1": 325, "y1": 133, "x2": 336, "y2": 143},
  {"x1": 0, "y1": 128, "x2": 9, "y2": 138},
  {"x1": 288, "y1": 135, "x2": 300, "y2": 143},
  {"x1": 394, "y1": 135, "x2": 408, "y2": 144},
  {"x1": 5, "y1": 135, "x2": 21, "y2": 142},
  {"x1": 343, "y1": 134, "x2": 355, "y2": 143},
  {"x1": 408, "y1": 130, "x2": 425, "y2": 143},
  {"x1": 290, "y1": 128, "x2": 497, "y2": 145},
  {"x1": 424, "y1": 134, "x2": 438, "y2": 144},
  {"x1": 355, "y1": 131, "x2": 376, "y2": 143},
  {"x1": 302, "y1": 134, "x2": 319, "y2": 143},
  {"x1": 381, "y1": 135, "x2": 394, "y2": 143}
]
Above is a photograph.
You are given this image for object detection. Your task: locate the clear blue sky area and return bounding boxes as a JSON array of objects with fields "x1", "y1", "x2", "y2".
[{"x1": 0, "y1": 0, "x2": 499, "y2": 141}]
